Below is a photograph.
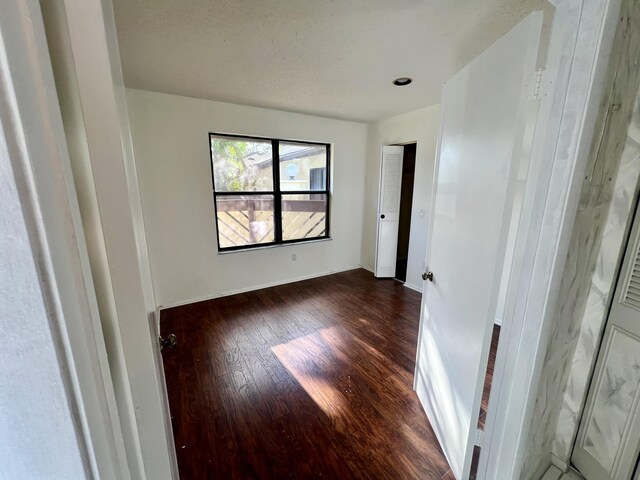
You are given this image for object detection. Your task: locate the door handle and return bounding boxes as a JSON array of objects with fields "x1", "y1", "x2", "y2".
[
  {"x1": 422, "y1": 271, "x2": 434, "y2": 282},
  {"x1": 380, "y1": 214, "x2": 385, "y2": 219},
  {"x1": 159, "y1": 334, "x2": 177, "y2": 351}
]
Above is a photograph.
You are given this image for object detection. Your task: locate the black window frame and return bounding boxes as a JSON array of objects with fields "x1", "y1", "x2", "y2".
[{"x1": 209, "y1": 132, "x2": 331, "y2": 252}]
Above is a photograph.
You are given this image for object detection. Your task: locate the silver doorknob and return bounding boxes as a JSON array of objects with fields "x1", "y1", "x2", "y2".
[
  {"x1": 159, "y1": 334, "x2": 177, "y2": 351},
  {"x1": 422, "y1": 271, "x2": 434, "y2": 282}
]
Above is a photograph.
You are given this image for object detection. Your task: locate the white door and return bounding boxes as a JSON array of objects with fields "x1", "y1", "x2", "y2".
[
  {"x1": 375, "y1": 145, "x2": 404, "y2": 278},
  {"x1": 573, "y1": 206, "x2": 640, "y2": 480},
  {"x1": 414, "y1": 13, "x2": 542, "y2": 479}
]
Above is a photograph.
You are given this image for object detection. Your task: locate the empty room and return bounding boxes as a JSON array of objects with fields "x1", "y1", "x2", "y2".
[{"x1": 3, "y1": 0, "x2": 640, "y2": 479}]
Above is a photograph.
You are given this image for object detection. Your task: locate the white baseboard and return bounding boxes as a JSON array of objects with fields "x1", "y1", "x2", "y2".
[
  {"x1": 404, "y1": 282, "x2": 423, "y2": 293},
  {"x1": 551, "y1": 453, "x2": 569, "y2": 472},
  {"x1": 153, "y1": 308, "x2": 161, "y2": 336},
  {"x1": 159, "y1": 265, "x2": 363, "y2": 310},
  {"x1": 361, "y1": 265, "x2": 374, "y2": 274},
  {"x1": 542, "y1": 465, "x2": 564, "y2": 480},
  {"x1": 561, "y1": 470, "x2": 586, "y2": 480},
  {"x1": 543, "y1": 456, "x2": 585, "y2": 480}
]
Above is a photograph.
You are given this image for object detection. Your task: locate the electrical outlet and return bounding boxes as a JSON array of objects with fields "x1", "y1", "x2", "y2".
[{"x1": 291, "y1": 253, "x2": 297, "y2": 262}]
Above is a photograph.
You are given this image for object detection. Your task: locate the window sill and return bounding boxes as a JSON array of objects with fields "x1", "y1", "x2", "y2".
[{"x1": 217, "y1": 237, "x2": 332, "y2": 255}]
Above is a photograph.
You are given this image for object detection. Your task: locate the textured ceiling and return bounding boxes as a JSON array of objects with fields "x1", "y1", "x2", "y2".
[{"x1": 113, "y1": 0, "x2": 552, "y2": 122}]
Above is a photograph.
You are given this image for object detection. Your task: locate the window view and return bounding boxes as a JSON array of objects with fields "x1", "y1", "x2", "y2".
[{"x1": 210, "y1": 134, "x2": 330, "y2": 250}]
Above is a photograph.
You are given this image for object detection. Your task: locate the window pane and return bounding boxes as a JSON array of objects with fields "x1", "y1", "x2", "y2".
[
  {"x1": 279, "y1": 142, "x2": 327, "y2": 191},
  {"x1": 215, "y1": 195, "x2": 275, "y2": 248},
  {"x1": 211, "y1": 136, "x2": 273, "y2": 192},
  {"x1": 282, "y1": 194, "x2": 328, "y2": 241}
]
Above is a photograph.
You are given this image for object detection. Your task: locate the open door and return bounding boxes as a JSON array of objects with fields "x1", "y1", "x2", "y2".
[
  {"x1": 414, "y1": 13, "x2": 542, "y2": 479},
  {"x1": 375, "y1": 145, "x2": 404, "y2": 277}
]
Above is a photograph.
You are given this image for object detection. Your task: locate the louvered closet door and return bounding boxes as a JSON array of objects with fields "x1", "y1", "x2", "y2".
[
  {"x1": 375, "y1": 146, "x2": 404, "y2": 278},
  {"x1": 573, "y1": 207, "x2": 640, "y2": 480}
]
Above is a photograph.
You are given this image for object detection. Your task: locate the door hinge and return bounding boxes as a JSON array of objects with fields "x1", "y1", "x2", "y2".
[
  {"x1": 159, "y1": 334, "x2": 177, "y2": 351},
  {"x1": 532, "y1": 69, "x2": 545, "y2": 99},
  {"x1": 475, "y1": 428, "x2": 484, "y2": 448}
]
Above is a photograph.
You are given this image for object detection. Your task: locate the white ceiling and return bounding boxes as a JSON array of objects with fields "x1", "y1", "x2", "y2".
[{"x1": 113, "y1": 0, "x2": 552, "y2": 122}]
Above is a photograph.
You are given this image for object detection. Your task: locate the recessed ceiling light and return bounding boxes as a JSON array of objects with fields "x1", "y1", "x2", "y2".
[{"x1": 393, "y1": 77, "x2": 413, "y2": 86}]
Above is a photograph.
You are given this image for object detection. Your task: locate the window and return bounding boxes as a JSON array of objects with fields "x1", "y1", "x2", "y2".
[{"x1": 209, "y1": 133, "x2": 330, "y2": 251}]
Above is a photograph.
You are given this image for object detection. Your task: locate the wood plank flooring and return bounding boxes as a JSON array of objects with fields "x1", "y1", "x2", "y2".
[
  {"x1": 160, "y1": 269, "x2": 498, "y2": 479},
  {"x1": 479, "y1": 324, "x2": 501, "y2": 430}
]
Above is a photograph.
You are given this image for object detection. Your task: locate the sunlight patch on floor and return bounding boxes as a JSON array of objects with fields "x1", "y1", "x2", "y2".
[{"x1": 271, "y1": 328, "x2": 348, "y2": 421}]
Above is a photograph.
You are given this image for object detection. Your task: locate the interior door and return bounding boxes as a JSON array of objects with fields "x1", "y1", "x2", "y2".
[
  {"x1": 573, "y1": 204, "x2": 640, "y2": 480},
  {"x1": 375, "y1": 145, "x2": 404, "y2": 277},
  {"x1": 414, "y1": 13, "x2": 542, "y2": 479}
]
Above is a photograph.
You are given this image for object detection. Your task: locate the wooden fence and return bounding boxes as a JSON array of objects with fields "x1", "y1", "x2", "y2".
[{"x1": 216, "y1": 197, "x2": 326, "y2": 247}]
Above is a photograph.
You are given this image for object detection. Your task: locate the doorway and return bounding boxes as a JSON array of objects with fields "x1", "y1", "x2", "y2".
[
  {"x1": 374, "y1": 143, "x2": 417, "y2": 281},
  {"x1": 395, "y1": 143, "x2": 416, "y2": 282}
]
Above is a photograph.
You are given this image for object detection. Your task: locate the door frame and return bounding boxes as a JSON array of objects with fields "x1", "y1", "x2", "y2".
[
  {"x1": 374, "y1": 140, "x2": 419, "y2": 280},
  {"x1": 374, "y1": 145, "x2": 405, "y2": 277},
  {"x1": 0, "y1": 1, "x2": 131, "y2": 477},
  {"x1": 474, "y1": 0, "x2": 625, "y2": 477},
  {"x1": 5, "y1": 0, "x2": 179, "y2": 478},
  {"x1": 414, "y1": 0, "x2": 625, "y2": 478},
  {"x1": 44, "y1": 0, "x2": 179, "y2": 477},
  {"x1": 393, "y1": 142, "x2": 417, "y2": 283}
]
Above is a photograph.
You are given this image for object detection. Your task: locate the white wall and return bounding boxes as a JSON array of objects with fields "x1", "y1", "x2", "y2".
[
  {"x1": 0, "y1": 90, "x2": 87, "y2": 480},
  {"x1": 362, "y1": 105, "x2": 441, "y2": 291},
  {"x1": 40, "y1": 3, "x2": 146, "y2": 477},
  {"x1": 1, "y1": 1, "x2": 137, "y2": 477},
  {"x1": 127, "y1": 89, "x2": 368, "y2": 307},
  {"x1": 42, "y1": 2, "x2": 177, "y2": 479}
]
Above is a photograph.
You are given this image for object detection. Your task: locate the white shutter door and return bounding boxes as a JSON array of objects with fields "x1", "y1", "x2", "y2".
[
  {"x1": 375, "y1": 146, "x2": 404, "y2": 278},
  {"x1": 573, "y1": 210, "x2": 640, "y2": 480},
  {"x1": 621, "y1": 242, "x2": 640, "y2": 310}
]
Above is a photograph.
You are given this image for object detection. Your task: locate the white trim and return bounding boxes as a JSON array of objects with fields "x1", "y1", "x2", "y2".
[
  {"x1": 217, "y1": 237, "x2": 332, "y2": 255},
  {"x1": 479, "y1": 0, "x2": 622, "y2": 478},
  {"x1": 413, "y1": 86, "x2": 446, "y2": 393},
  {"x1": 159, "y1": 265, "x2": 362, "y2": 310},
  {"x1": 0, "y1": 1, "x2": 129, "y2": 477},
  {"x1": 542, "y1": 465, "x2": 565, "y2": 480},
  {"x1": 147, "y1": 310, "x2": 179, "y2": 480},
  {"x1": 373, "y1": 147, "x2": 384, "y2": 277},
  {"x1": 361, "y1": 265, "x2": 375, "y2": 274},
  {"x1": 403, "y1": 282, "x2": 423, "y2": 294},
  {"x1": 45, "y1": 0, "x2": 177, "y2": 477},
  {"x1": 155, "y1": 307, "x2": 162, "y2": 337},
  {"x1": 551, "y1": 452, "x2": 570, "y2": 472}
]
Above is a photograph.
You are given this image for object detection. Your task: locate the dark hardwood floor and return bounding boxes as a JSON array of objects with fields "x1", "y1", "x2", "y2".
[
  {"x1": 479, "y1": 324, "x2": 501, "y2": 430},
  {"x1": 160, "y1": 269, "x2": 498, "y2": 479}
]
